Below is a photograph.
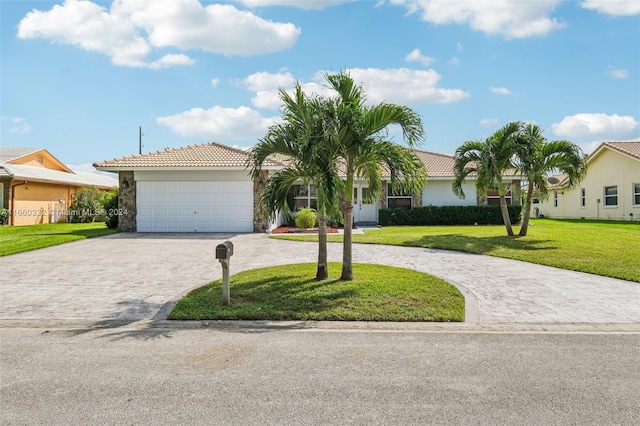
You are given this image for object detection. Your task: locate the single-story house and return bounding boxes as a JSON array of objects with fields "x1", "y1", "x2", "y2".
[
  {"x1": 534, "y1": 141, "x2": 640, "y2": 220},
  {"x1": 1, "y1": 148, "x2": 117, "y2": 226},
  {"x1": 93, "y1": 142, "x2": 521, "y2": 233}
]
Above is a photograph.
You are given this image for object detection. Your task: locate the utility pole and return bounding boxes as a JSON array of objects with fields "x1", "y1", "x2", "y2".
[{"x1": 139, "y1": 126, "x2": 143, "y2": 154}]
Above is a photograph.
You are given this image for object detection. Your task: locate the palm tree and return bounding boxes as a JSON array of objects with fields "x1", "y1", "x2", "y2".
[
  {"x1": 323, "y1": 72, "x2": 427, "y2": 280},
  {"x1": 514, "y1": 124, "x2": 586, "y2": 236},
  {"x1": 251, "y1": 84, "x2": 342, "y2": 280},
  {"x1": 453, "y1": 122, "x2": 522, "y2": 236}
]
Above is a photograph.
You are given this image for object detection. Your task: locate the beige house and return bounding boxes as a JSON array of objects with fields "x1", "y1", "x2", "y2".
[
  {"x1": 1, "y1": 148, "x2": 117, "y2": 226},
  {"x1": 95, "y1": 142, "x2": 522, "y2": 233},
  {"x1": 535, "y1": 142, "x2": 640, "y2": 221}
]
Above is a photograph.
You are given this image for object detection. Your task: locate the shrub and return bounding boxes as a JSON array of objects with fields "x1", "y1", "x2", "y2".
[
  {"x1": 378, "y1": 205, "x2": 521, "y2": 226},
  {"x1": 0, "y1": 208, "x2": 9, "y2": 225},
  {"x1": 295, "y1": 208, "x2": 317, "y2": 229},
  {"x1": 68, "y1": 186, "x2": 104, "y2": 223},
  {"x1": 103, "y1": 190, "x2": 119, "y2": 229}
]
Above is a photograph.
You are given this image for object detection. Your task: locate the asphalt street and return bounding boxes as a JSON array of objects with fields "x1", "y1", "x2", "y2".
[{"x1": 1, "y1": 325, "x2": 639, "y2": 425}]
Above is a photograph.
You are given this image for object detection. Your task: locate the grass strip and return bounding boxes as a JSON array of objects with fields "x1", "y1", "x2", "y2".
[
  {"x1": 169, "y1": 262, "x2": 464, "y2": 322},
  {"x1": 0, "y1": 223, "x2": 117, "y2": 256},
  {"x1": 273, "y1": 219, "x2": 640, "y2": 282}
]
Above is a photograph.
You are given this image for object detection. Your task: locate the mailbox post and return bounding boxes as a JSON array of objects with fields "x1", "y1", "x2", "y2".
[{"x1": 215, "y1": 241, "x2": 234, "y2": 306}]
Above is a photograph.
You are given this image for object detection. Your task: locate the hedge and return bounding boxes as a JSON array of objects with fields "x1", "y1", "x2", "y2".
[{"x1": 378, "y1": 205, "x2": 522, "y2": 226}]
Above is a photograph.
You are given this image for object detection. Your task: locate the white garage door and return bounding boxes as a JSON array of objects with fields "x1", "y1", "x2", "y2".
[{"x1": 137, "y1": 181, "x2": 253, "y2": 232}]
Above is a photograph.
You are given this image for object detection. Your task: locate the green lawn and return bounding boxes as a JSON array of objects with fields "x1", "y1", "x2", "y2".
[
  {"x1": 274, "y1": 219, "x2": 640, "y2": 283},
  {"x1": 169, "y1": 262, "x2": 464, "y2": 322},
  {"x1": 0, "y1": 222, "x2": 117, "y2": 256}
]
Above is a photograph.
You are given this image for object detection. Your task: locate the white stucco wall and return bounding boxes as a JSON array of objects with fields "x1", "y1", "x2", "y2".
[
  {"x1": 537, "y1": 149, "x2": 640, "y2": 220},
  {"x1": 422, "y1": 179, "x2": 477, "y2": 206}
]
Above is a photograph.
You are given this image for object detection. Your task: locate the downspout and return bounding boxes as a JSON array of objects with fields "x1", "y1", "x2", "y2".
[{"x1": 10, "y1": 181, "x2": 28, "y2": 226}]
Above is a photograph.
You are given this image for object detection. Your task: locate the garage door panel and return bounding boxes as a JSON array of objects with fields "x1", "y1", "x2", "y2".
[{"x1": 137, "y1": 180, "x2": 253, "y2": 232}]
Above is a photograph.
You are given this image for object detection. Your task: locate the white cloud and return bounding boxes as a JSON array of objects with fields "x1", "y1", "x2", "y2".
[
  {"x1": 236, "y1": 0, "x2": 354, "y2": 9},
  {"x1": 490, "y1": 86, "x2": 514, "y2": 95},
  {"x1": 211, "y1": 78, "x2": 221, "y2": 88},
  {"x1": 551, "y1": 113, "x2": 639, "y2": 138},
  {"x1": 580, "y1": 0, "x2": 640, "y2": 16},
  {"x1": 448, "y1": 56, "x2": 460, "y2": 65},
  {"x1": 156, "y1": 106, "x2": 280, "y2": 140},
  {"x1": 390, "y1": 0, "x2": 565, "y2": 38},
  {"x1": 609, "y1": 68, "x2": 629, "y2": 79},
  {"x1": 480, "y1": 118, "x2": 500, "y2": 127},
  {"x1": 243, "y1": 71, "x2": 332, "y2": 109},
  {"x1": 2, "y1": 116, "x2": 32, "y2": 134},
  {"x1": 244, "y1": 68, "x2": 470, "y2": 109},
  {"x1": 148, "y1": 54, "x2": 195, "y2": 69},
  {"x1": 405, "y1": 48, "x2": 435, "y2": 66},
  {"x1": 159, "y1": 66, "x2": 470, "y2": 140},
  {"x1": 17, "y1": 0, "x2": 300, "y2": 68},
  {"x1": 244, "y1": 71, "x2": 296, "y2": 92},
  {"x1": 345, "y1": 68, "x2": 470, "y2": 105},
  {"x1": 17, "y1": 0, "x2": 150, "y2": 68}
]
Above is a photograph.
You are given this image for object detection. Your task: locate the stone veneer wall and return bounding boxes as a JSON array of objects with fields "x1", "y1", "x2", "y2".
[
  {"x1": 118, "y1": 171, "x2": 136, "y2": 232},
  {"x1": 511, "y1": 179, "x2": 522, "y2": 205},
  {"x1": 253, "y1": 170, "x2": 269, "y2": 232},
  {"x1": 413, "y1": 190, "x2": 423, "y2": 208},
  {"x1": 380, "y1": 183, "x2": 388, "y2": 208}
]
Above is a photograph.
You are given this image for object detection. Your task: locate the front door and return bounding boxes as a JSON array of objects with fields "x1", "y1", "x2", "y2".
[{"x1": 352, "y1": 184, "x2": 377, "y2": 224}]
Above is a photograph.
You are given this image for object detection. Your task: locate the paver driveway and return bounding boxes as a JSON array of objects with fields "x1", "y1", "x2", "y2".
[{"x1": 1, "y1": 232, "x2": 639, "y2": 327}]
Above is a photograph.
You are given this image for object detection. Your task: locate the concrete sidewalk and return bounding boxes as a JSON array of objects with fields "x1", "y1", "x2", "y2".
[{"x1": 1, "y1": 232, "x2": 639, "y2": 328}]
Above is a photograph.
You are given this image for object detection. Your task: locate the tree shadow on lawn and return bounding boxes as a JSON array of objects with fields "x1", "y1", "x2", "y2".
[
  {"x1": 39, "y1": 228, "x2": 117, "y2": 238},
  {"x1": 400, "y1": 233, "x2": 557, "y2": 255},
  {"x1": 173, "y1": 274, "x2": 359, "y2": 321}
]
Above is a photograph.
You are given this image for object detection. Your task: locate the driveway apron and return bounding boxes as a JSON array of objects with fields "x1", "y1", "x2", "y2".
[{"x1": 1, "y1": 232, "x2": 639, "y2": 326}]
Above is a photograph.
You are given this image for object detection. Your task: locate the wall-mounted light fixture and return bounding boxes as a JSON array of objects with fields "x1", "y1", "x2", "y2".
[{"x1": 122, "y1": 179, "x2": 129, "y2": 189}]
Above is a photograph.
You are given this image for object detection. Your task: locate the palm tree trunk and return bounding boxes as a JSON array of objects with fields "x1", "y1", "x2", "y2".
[
  {"x1": 341, "y1": 174, "x2": 354, "y2": 281},
  {"x1": 519, "y1": 182, "x2": 534, "y2": 237},
  {"x1": 497, "y1": 181, "x2": 514, "y2": 236},
  {"x1": 316, "y1": 213, "x2": 328, "y2": 280},
  {"x1": 341, "y1": 204, "x2": 353, "y2": 281}
]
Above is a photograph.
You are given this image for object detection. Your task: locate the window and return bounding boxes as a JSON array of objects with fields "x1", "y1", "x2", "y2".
[
  {"x1": 604, "y1": 186, "x2": 617, "y2": 207},
  {"x1": 580, "y1": 188, "x2": 585, "y2": 208},
  {"x1": 554, "y1": 191, "x2": 558, "y2": 207},
  {"x1": 289, "y1": 184, "x2": 317, "y2": 211},
  {"x1": 634, "y1": 183, "x2": 640, "y2": 206},
  {"x1": 486, "y1": 184, "x2": 512, "y2": 206},
  {"x1": 0, "y1": 182, "x2": 3, "y2": 208},
  {"x1": 387, "y1": 184, "x2": 412, "y2": 209}
]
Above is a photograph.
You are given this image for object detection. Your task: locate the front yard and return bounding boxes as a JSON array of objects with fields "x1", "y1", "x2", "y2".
[
  {"x1": 274, "y1": 219, "x2": 640, "y2": 283},
  {"x1": 169, "y1": 262, "x2": 465, "y2": 322},
  {"x1": 0, "y1": 223, "x2": 117, "y2": 256}
]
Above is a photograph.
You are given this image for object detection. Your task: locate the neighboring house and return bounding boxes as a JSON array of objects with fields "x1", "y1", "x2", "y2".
[
  {"x1": 535, "y1": 141, "x2": 640, "y2": 220},
  {"x1": 0, "y1": 148, "x2": 117, "y2": 226},
  {"x1": 94, "y1": 142, "x2": 522, "y2": 233}
]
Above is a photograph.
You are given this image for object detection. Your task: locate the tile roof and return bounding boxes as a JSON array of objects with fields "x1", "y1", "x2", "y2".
[
  {"x1": 601, "y1": 141, "x2": 640, "y2": 161},
  {"x1": 93, "y1": 142, "x2": 522, "y2": 179},
  {"x1": 411, "y1": 149, "x2": 457, "y2": 177},
  {"x1": 94, "y1": 142, "x2": 286, "y2": 169}
]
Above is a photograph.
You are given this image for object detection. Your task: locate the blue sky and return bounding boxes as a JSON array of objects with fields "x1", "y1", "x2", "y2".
[{"x1": 1, "y1": 0, "x2": 639, "y2": 173}]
